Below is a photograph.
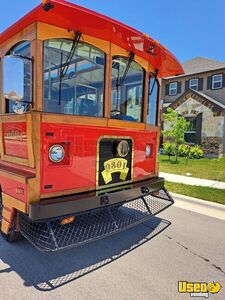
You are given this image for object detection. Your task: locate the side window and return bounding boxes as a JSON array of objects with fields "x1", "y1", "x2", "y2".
[
  {"x1": 110, "y1": 56, "x2": 144, "y2": 122},
  {"x1": 147, "y1": 76, "x2": 159, "y2": 125},
  {"x1": 43, "y1": 39, "x2": 105, "y2": 117},
  {"x1": 4, "y1": 41, "x2": 32, "y2": 114}
]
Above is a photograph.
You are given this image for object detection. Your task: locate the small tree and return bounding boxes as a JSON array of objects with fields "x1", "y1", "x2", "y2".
[
  {"x1": 163, "y1": 141, "x2": 176, "y2": 161},
  {"x1": 163, "y1": 108, "x2": 190, "y2": 163}
]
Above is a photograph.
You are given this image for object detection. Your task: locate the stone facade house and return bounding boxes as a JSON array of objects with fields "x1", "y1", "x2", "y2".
[{"x1": 161, "y1": 57, "x2": 225, "y2": 157}]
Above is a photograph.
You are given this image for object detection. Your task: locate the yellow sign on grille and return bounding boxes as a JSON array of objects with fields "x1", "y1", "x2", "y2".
[{"x1": 101, "y1": 158, "x2": 129, "y2": 184}]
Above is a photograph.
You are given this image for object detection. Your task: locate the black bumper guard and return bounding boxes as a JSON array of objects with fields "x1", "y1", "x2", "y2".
[{"x1": 19, "y1": 188, "x2": 174, "y2": 252}]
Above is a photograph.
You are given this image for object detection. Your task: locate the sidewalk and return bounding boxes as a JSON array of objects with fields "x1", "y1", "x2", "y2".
[{"x1": 159, "y1": 172, "x2": 225, "y2": 189}]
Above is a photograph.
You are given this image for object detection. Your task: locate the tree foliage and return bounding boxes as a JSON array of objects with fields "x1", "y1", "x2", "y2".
[{"x1": 163, "y1": 108, "x2": 190, "y2": 162}]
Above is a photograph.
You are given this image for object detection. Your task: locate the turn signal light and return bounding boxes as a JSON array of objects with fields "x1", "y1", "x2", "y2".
[{"x1": 60, "y1": 216, "x2": 75, "y2": 225}]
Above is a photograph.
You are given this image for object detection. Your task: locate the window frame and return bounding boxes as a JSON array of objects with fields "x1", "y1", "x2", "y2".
[
  {"x1": 110, "y1": 55, "x2": 145, "y2": 123},
  {"x1": 4, "y1": 40, "x2": 33, "y2": 114},
  {"x1": 42, "y1": 38, "x2": 106, "y2": 118},
  {"x1": 189, "y1": 78, "x2": 198, "y2": 91},
  {"x1": 147, "y1": 73, "x2": 159, "y2": 126},
  {"x1": 212, "y1": 74, "x2": 222, "y2": 90},
  {"x1": 169, "y1": 82, "x2": 177, "y2": 96}
]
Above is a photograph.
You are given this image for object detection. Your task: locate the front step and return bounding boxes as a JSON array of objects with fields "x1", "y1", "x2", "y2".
[{"x1": 19, "y1": 188, "x2": 174, "y2": 252}]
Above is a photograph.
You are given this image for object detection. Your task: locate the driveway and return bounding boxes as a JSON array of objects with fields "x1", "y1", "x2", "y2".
[{"x1": 0, "y1": 204, "x2": 224, "y2": 300}]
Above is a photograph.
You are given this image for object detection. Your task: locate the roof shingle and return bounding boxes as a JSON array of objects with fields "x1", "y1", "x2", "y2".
[
  {"x1": 182, "y1": 57, "x2": 225, "y2": 75},
  {"x1": 165, "y1": 57, "x2": 225, "y2": 79}
]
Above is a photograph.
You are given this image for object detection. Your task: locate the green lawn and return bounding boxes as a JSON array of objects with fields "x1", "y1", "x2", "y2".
[
  {"x1": 165, "y1": 181, "x2": 225, "y2": 205},
  {"x1": 159, "y1": 155, "x2": 225, "y2": 182}
]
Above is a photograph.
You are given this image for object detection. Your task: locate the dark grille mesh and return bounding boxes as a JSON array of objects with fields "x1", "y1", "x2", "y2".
[{"x1": 19, "y1": 188, "x2": 173, "y2": 252}]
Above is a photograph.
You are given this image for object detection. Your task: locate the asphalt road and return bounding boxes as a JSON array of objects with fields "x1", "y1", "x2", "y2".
[{"x1": 0, "y1": 205, "x2": 224, "y2": 300}]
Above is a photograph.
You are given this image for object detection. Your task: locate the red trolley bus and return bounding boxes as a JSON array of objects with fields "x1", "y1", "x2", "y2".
[{"x1": 0, "y1": 0, "x2": 183, "y2": 251}]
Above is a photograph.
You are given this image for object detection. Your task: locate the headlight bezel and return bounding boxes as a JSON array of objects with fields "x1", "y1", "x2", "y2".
[
  {"x1": 49, "y1": 144, "x2": 65, "y2": 163},
  {"x1": 146, "y1": 144, "x2": 151, "y2": 158}
]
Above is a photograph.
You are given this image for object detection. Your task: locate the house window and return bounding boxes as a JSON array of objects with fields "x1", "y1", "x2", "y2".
[
  {"x1": 189, "y1": 78, "x2": 198, "y2": 91},
  {"x1": 169, "y1": 82, "x2": 177, "y2": 95},
  {"x1": 184, "y1": 116, "x2": 197, "y2": 144},
  {"x1": 212, "y1": 74, "x2": 222, "y2": 89}
]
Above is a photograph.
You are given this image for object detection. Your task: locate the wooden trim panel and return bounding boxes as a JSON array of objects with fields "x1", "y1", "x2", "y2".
[
  {"x1": 0, "y1": 170, "x2": 27, "y2": 184},
  {"x1": 0, "y1": 23, "x2": 37, "y2": 57},
  {"x1": 104, "y1": 54, "x2": 112, "y2": 119},
  {"x1": 0, "y1": 113, "x2": 35, "y2": 167},
  {"x1": 37, "y1": 22, "x2": 111, "y2": 54},
  {"x1": 42, "y1": 113, "x2": 108, "y2": 127},
  {"x1": 27, "y1": 112, "x2": 41, "y2": 204},
  {"x1": 2, "y1": 193, "x2": 27, "y2": 213},
  {"x1": 108, "y1": 119, "x2": 146, "y2": 130},
  {"x1": 2, "y1": 207, "x2": 13, "y2": 222},
  {"x1": 26, "y1": 113, "x2": 35, "y2": 168},
  {"x1": 31, "y1": 39, "x2": 43, "y2": 112},
  {"x1": 1, "y1": 219, "x2": 10, "y2": 234}
]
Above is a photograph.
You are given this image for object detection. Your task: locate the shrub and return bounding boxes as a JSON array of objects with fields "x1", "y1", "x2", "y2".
[
  {"x1": 189, "y1": 145, "x2": 204, "y2": 159},
  {"x1": 163, "y1": 141, "x2": 176, "y2": 159},
  {"x1": 178, "y1": 144, "x2": 190, "y2": 157}
]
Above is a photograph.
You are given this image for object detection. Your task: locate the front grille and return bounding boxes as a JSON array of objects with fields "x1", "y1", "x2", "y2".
[
  {"x1": 19, "y1": 188, "x2": 174, "y2": 252},
  {"x1": 98, "y1": 137, "x2": 133, "y2": 187}
]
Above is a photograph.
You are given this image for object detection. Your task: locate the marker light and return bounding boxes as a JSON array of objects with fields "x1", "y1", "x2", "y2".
[
  {"x1": 61, "y1": 216, "x2": 75, "y2": 225},
  {"x1": 146, "y1": 145, "x2": 151, "y2": 157},
  {"x1": 49, "y1": 144, "x2": 65, "y2": 163}
]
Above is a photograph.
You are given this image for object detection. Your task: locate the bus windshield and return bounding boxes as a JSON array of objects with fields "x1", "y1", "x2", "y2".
[
  {"x1": 111, "y1": 57, "x2": 144, "y2": 122},
  {"x1": 43, "y1": 39, "x2": 105, "y2": 117}
]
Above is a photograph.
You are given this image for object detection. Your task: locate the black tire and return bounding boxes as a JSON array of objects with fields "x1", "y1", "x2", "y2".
[
  {"x1": 1, "y1": 229, "x2": 23, "y2": 242},
  {"x1": 0, "y1": 196, "x2": 23, "y2": 243}
]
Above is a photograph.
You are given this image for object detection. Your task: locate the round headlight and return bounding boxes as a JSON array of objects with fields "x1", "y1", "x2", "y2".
[
  {"x1": 117, "y1": 140, "x2": 130, "y2": 157},
  {"x1": 146, "y1": 145, "x2": 151, "y2": 157},
  {"x1": 49, "y1": 144, "x2": 65, "y2": 163}
]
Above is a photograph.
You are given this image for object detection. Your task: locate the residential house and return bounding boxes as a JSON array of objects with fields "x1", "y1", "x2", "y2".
[{"x1": 161, "y1": 57, "x2": 225, "y2": 157}]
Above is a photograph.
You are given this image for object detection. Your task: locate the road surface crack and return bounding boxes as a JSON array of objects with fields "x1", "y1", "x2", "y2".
[{"x1": 163, "y1": 234, "x2": 225, "y2": 276}]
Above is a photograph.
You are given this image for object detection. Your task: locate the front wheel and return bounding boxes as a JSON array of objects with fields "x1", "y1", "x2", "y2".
[{"x1": 0, "y1": 196, "x2": 23, "y2": 242}]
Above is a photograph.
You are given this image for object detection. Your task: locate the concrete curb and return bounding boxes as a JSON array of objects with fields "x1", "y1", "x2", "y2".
[{"x1": 171, "y1": 192, "x2": 225, "y2": 221}]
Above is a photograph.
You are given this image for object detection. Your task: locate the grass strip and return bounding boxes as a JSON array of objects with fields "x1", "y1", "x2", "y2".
[
  {"x1": 165, "y1": 181, "x2": 225, "y2": 205},
  {"x1": 159, "y1": 155, "x2": 225, "y2": 182}
]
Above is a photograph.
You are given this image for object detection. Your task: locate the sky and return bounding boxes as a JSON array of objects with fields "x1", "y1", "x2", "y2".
[{"x1": 0, "y1": 0, "x2": 225, "y2": 64}]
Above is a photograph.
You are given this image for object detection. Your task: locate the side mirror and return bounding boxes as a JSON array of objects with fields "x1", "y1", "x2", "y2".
[{"x1": 3, "y1": 56, "x2": 24, "y2": 101}]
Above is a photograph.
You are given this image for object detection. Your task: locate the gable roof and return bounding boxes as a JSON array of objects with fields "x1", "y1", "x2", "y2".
[
  {"x1": 169, "y1": 89, "x2": 225, "y2": 114},
  {"x1": 164, "y1": 57, "x2": 225, "y2": 79},
  {"x1": 182, "y1": 57, "x2": 225, "y2": 75},
  {"x1": 194, "y1": 90, "x2": 225, "y2": 109}
]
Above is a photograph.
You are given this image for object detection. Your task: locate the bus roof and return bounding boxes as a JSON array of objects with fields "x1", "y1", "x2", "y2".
[{"x1": 0, "y1": 0, "x2": 184, "y2": 77}]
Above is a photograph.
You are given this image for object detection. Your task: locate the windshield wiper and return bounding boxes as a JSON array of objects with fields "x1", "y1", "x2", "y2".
[
  {"x1": 117, "y1": 52, "x2": 135, "y2": 87},
  {"x1": 113, "y1": 52, "x2": 135, "y2": 116},
  {"x1": 149, "y1": 70, "x2": 159, "y2": 95},
  {"x1": 58, "y1": 31, "x2": 82, "y2": 105}
]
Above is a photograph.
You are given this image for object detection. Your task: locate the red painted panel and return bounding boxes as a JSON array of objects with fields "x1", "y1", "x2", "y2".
[
  {"x1": 3, "y1": 122, "x2": 28, "y2": 159},
  {"x1": 41, "y1": 123, "x2": 157, "y2": 195},
  {"x1": 0, "y1": 175, "x2": 27, "y2": 202}
]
